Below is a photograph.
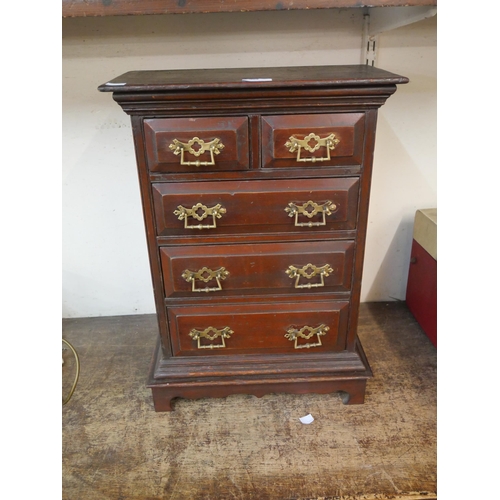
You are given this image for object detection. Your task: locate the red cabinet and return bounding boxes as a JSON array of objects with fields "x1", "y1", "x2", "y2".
[{"x1": 406, "y1": 209, "x2": 437, "y2": 347}]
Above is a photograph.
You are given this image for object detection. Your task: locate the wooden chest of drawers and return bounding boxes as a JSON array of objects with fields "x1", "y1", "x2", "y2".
[{"x1": 98, "y1": 65, "x2": 408, "y2": 411}]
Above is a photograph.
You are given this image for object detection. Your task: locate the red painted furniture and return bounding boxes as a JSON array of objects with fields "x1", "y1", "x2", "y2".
[{"x1": 406, "y1": 209, "x2": 437, "y2": 347}]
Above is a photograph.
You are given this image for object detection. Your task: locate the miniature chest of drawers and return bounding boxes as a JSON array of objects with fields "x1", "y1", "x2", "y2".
[{"x1": 98, "y1": 65, "x2": 408, "y2": 411}]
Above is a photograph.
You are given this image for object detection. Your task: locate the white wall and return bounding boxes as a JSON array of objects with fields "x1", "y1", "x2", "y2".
[
  {"x1": 364, "y1": 16, "x2": 437, "y2": 300},
  {"x1": 62, "y1": 9, "x2": 436, "y2": 318}
]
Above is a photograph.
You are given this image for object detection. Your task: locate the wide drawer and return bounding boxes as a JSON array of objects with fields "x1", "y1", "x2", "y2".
[
  {"x1": 160, "y1": 240, "x2": 354, "y2": 298},
  {"x1": 152, "y1": 177, "x2": 359, "y2": 237},
  {"x1": 167, "y1": 300, "x2": 349, "y2": 356},
  {"x1": 144, "y1": 116, "x2": 249, "y2": 173},
  {"x1": 261, "y1": 113, "x2": 365, "y2": 169}
]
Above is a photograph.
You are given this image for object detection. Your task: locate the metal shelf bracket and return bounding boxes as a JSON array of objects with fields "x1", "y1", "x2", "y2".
[{"x1": 362, "y1": 6, "x2": 437, "y2": 66}]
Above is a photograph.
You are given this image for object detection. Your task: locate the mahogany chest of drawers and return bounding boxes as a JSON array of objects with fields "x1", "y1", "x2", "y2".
[{"x1": 98, "y1": 65, "x2": 408, "y2": 411}]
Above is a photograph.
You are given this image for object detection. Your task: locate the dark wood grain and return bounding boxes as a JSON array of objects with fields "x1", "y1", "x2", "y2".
[
  {"x1": 160, "y1": 240, "x2": 355, "y2": 297},
  {"x1": 144, "y1": 116, "x2": 249, "y2": 173},
  {"x1": 149, "y1": 335, "x2": 370, "y2": 410},
  {"x1": 261, "y1": 112, "x2": 365, "y2": 168},
  {"x1": 151, "y1": 177, "x2": 360, "y2": 236},
  {"x1": 345, "y1": 109, "x2": 378, "y2": 350},
  {"x1": 129, "y1": 115, "x2": 172, "y2": 357},
  {"x1": 167, "y1": 300, "x2": 349, "y2": 356},
  {"x1": 111, "y1": 86, "x2": 400, "y2": 117},
  {"x1": 99, "y1": 65, "x2": 408, "y2": 410},
  {"x1": 100, "y1": 65, "x2": 409, "y2": 93},
  {"x1": 64, "y1": 0, "x2": 437, "y2": 18}
]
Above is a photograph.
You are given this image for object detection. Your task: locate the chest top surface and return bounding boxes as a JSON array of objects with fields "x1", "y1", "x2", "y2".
[{"x1": 98, "y1": 65, "x2": 408, "y2": 93}]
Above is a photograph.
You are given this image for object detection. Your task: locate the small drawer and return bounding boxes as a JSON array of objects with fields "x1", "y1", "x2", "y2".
[
  {"x1": 152, "y1": 177, "x2": 359, "y2": 237},
  {"x1": 144, "y1": 116, "x2": 249, "y2": 173},
  {"x1": 167, "y1": 300, "x2": 349, "y2": 356},
  {"x1": 160, "y1": 240, "x2": 354, "y2": 298},
  {"x1": 261, "y1": 113, "x2": 365, "y2": 169}
]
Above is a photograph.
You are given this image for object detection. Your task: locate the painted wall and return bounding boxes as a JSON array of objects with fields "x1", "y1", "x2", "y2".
[{"x1": 62, "y1": 9, "x2": 436, "y2": 318}]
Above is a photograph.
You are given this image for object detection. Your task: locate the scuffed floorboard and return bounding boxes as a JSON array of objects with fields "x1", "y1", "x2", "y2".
[{"x1": 62, "y1": 302, "x2": 437, "y2": 499}]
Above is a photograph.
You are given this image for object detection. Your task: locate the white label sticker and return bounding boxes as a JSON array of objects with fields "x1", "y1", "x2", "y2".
[{"x1": 241, "y1": 78, "x2": 273, "y2": 82}]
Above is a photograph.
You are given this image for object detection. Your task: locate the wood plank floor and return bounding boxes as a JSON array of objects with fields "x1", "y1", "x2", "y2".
[{"x1": 62, "y1": 302, "x2": 437, "y2": 500}]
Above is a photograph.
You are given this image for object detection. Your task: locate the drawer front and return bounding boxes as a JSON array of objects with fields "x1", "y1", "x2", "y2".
[
  {"x1": 160, "y1": 240, "x2": 355, "y2": 298},
  {"x1": 261, "y1": 113, "x2": 365, "y2": 169},
  {"x1": 152, "y1": 178, "x2": 359, "y2": 236},
  {"x1": 144, "y1": 117, "x2": 249, "y2": 173},
  {"x1": 168, "y1": 300, "x2": 349, "y2": 356}
]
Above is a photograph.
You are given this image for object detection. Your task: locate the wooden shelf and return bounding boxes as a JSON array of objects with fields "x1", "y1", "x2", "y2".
[{"x1": 62, "y1": 0, "x2": 437, "y2": 18}]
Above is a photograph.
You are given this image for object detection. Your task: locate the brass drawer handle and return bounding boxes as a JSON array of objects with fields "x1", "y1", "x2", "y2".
[
  {"x1": 286, "y1": 263, "x2": 334, "y2": 289},
  {"x1": 182, "y1": 267, "x2": 229, "y2": 293},
  {"x1": 285, "y1": 324, "x2": 330, "y2": 349},
  {"x1": 285, "y1": 132, "x2": 340, "y2": 163},
  {"x1": 174, "y1": 203, "x2": 226, "y2": 229},
  {"x1": 169, "y1": 137, "x2": 224, "y2": 166},
  {"x1": 285, "y1": 200, "x2": 337, "y2": 227},
  {"x1": 189, "y1": 326, "x2": 233, "y2": 349}
]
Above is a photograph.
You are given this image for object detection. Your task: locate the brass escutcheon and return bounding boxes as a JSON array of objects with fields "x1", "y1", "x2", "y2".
[
  {"x1": 182, "y1": 267, "x2": 230, "y2": 293},
  {"x1": 285, "y1": 324, "x2": 330, "y2": 349},
  {"x1": 286, "y1": 263, "x2": 334, "y2": 288},
  {"x1": 285, "y1": 132, "x2": 340, "y2": 163},
  {"x1": 169, "y1": 137, "x2": 224, "y2": 166},
  {"x1": 189, "y1": 326, "x2": 234, "y2": 349},
  {"x1": 174, "y1": 203, "x2": 226, "y2": 229},
  {"x1": 285, "y1": 200, "x2": 337, "y2": 227}
]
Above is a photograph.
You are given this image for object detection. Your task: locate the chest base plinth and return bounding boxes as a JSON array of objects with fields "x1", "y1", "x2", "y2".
[{"x1": 147, "y1": 335, "x2": 372, "y2": 411}]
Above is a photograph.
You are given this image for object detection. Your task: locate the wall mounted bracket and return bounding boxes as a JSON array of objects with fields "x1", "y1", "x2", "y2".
[{"x1": 362, "y1": 6, "x2": 437, "y2": 66}]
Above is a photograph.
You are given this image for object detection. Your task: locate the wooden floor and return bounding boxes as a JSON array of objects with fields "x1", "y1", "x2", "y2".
[{"x1": 62, "y1": 302, "x2": 436, "y2": 500}]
